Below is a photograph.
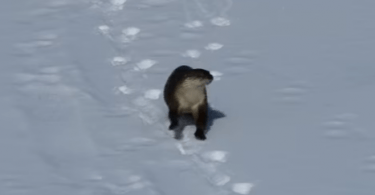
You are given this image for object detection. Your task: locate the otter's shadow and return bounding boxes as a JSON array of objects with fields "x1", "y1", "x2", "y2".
[{"x1": 173, "y1": 104, "x2": 226, "y2": 140}]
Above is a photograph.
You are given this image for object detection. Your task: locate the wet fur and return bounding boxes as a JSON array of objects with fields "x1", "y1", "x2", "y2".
[{"x1": 163, "y1": 65, "x2": 214, "y2": 140}]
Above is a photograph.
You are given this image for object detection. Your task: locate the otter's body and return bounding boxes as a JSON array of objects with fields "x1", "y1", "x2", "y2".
[{"x1": 163, "y1": 65, "x2": 213, "y2": 140}]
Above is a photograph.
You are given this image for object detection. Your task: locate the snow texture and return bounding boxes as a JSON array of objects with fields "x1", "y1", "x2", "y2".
[{"x1": 1, "y1": 0, "x2": 375, "y2": 195}]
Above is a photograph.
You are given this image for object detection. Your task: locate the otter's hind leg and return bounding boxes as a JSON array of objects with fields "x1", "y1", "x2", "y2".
[
  {"x1": 168, "y1": 108, "x2": 179, "y2": 130},
  {"x1": 192, "y1": 104, "x2": 208, "y2": 140}
]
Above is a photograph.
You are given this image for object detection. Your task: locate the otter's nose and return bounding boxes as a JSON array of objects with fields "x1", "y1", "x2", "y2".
[{"x1": 208, "y1": 73, "x2": 214, "y2": 80}]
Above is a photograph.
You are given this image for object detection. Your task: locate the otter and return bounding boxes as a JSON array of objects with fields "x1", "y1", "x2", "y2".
[{"x1": 163, "y1": 65, "x2": 214, "y2": 140}]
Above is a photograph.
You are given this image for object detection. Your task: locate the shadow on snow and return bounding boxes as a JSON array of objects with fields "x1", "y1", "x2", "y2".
[{"x1": 172, "y1": 104, "x2": 226, "y2": 140}]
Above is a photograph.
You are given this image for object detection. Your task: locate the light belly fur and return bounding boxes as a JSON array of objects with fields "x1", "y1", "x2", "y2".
[{"x1": 176, "y1": 87, "x2": 205, "y2": 114}]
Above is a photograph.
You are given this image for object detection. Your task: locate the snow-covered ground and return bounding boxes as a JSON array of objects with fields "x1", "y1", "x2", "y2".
[{"x1": 1, "y1": 0, "x2": 375, "y2": 194}]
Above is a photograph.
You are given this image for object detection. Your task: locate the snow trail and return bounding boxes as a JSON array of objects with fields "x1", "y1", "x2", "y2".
[{"x1": 88, "y1": 0, "x2": 254, "y2": 194}]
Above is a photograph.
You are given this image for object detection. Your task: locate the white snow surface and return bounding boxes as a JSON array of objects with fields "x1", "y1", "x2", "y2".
[{"x1": 1, "y1": 0, "x2": 375, "y2": 195}]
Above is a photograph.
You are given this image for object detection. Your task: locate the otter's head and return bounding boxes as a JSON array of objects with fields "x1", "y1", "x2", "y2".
[
  {"x1": 192, "y1": 68, "x2": 214, "y2": 86},
  {"x1": 180, "y1": 68, "x2": 213, "y2": 89}
]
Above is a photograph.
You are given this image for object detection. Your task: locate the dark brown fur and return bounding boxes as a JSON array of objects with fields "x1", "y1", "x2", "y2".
[{"x1": 163, "y1": 65, "x2": 214, "y2": 140}]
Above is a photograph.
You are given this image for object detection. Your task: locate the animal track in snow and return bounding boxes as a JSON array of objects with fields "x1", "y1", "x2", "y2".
[
  {"x1": 134, "y1": 59, "x2": 157, "y2": 71},
  {"x1": 205, "y1": 43, "x2": 223, "y2": 51},
  {"x1": 111, "y1": 0, "x2": 127, "y2": 6},
  {"x1": 98, "y1": 25, "x2": 111, "y2": 35},
  {"x1": 121, "y1": 27, "x2": 141, "y2": 43},
  {"x1": 323, "y1": 113, "x2": 355, "y2": 138},
  {"x1": 171, "y1": 125, "x2": 233, "y2": 188},
  {"x1": 111, "y1": 56, "x2": 129, "y2": 66},
  {"x1": 274, "y1": 82, "x2": 310, "y2": 104},
  {"x1": 196, "y1": 151, "x2": 231, "y2": 186},
  {"x1": 202, "y1": 151, "x2": 228, "y2": 163},
  {"x1": 277, "y1": 87, "x2": 306, "y2": 102},
  {"x1": 109, "y1": 0, "x2": 127, "y2": 11},
  {"x1": 182, "y1": 50, "x2": 201, "y2": 58},
  {"x1": 144, "y1": 89, "x2": 161, "y2": 100},
  {"x1": 184, "y1": 20, "x2": 203, "y2": 28},
  {"x1": 323, "y1": 121, "x2": 349, "y2": 138},
  {"x1": 123, "y1": 27, "x2": 140, "y2": 36},
  {"x1": 14, "y1": 66, "x2": 64, "y2": 84},
  {"x1": 232, "y1": 183, "x2": 255, "y2": 195},
  {"x1": 211, "y1": 17, "x2": 230, "y2": 26},
  {"x1": 175, "y1": 138, "x2": 204, "y2": 155},
  {"x1": 177, "y1": 148, "x2": 232, "y2": 187},
  {"x1": 322, "y1": 113, "x2": 368, "y2": 140},
  {"x1": 192, "y1": 154, "x2": 231, "y2": 186},
  {"x1": 97, "y1": 25, "x2": 115, "y2": 41},
  {"x1": 115, "y1": 85, "x2": 133, "y2": 95}
]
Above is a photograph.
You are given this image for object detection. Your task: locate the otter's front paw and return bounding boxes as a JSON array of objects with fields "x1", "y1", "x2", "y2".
[{"x1": 169, "y1": 122, "x2": 178, "y2": 130}]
